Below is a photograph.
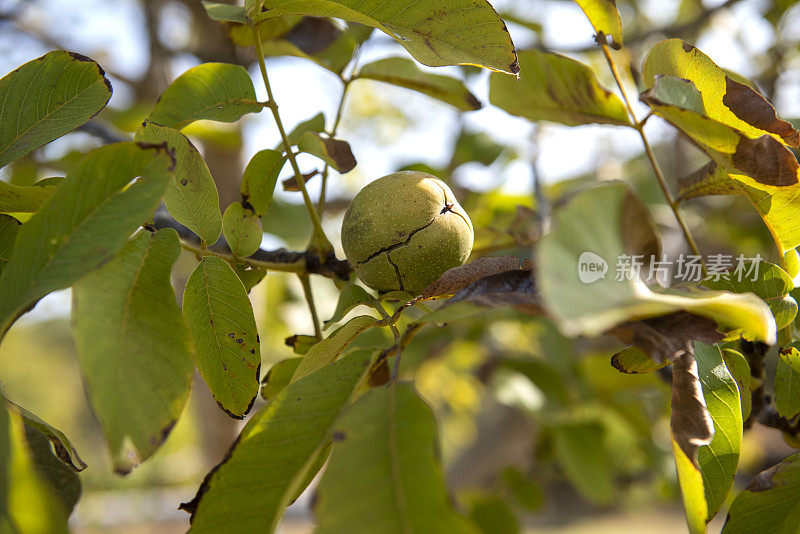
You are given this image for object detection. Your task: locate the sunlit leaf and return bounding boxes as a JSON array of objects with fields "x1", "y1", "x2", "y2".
[
  {"x1": 0, "y1": 143, "x2": 173, "y2": 337},
  {"x1": 297, "y1": 131, "x2": 356, "y2": 173},
  {"x1": 292, "y1": 315, "x2": 377, "y2": 381},
  {"x1": 1, "y1": 395, "x2": 86, "y2": 473},
  {"x1": 183, "y1": 257, "x2": 261, "y2": 418},
  {"x1": 314, "y1": 382, "x2": 477, "y2": 533},
  {"x1": 183, "y1": 350, "x2": 375, "y2": 533},
  {"x1": 0, "y1": 181, "x2": 57, "y2": 213},
  {"x1": 611, "y1": 346, "x2": 669, "y2": 374},
  {"x1": 721, "y1": 348, "x2": 751, "y2": 421},
  {"x1": 537, "y1": 182, "x2": 775, "y2": 342},
  {"x1": 775, "y1": 347, "x2": 800, "y2": 419},
  {"x1": 73, "y1": 229, "x2": 193, "y2": 474},
  {"x1": 252, "y1": 0, "x2": 519, "y2": 74},
  {"x1": 678, "y1": 160, "x2": 800, "y2": 255},
  {"x1": 704, "y1": 260, "x2": 797, "y2": 334},
  {"x1": 694, "y1": 342, "x2": 742, "y2": 520},
  {"x1": 723, "y1": 452, "x2": 800, "y2": 533},
  {"x1": 135, "y1": 121, "x2": 222, "y2": 244},
  {"x1": 1, "y1": 403, "x2": 70, "y2": 534},
  {"x1": 670, "y1": 353, "x2": 712, "y2": 534},
  {"x1": 643, "y1": 39, "x2": 798, "y2": 146},
  {"x1": 148, "y1": 63, "x2": 263, "y2": 129},
  {"x1": 357, "y1": 57, "x2": 480, "y2": 111},
  {"x1": 241, "y1": 149, "x2": 284, "y2": 216},
  {"x1": 490, "y1": 49, "x2": 629, "y2": 127},
  {"x1": 0, "y1": 51, "x2": 112, "y2": 168},
  {"x1": 573, "y1": 0, "x2": 623, "y2": 48},
  {"x1": 222, "y1": 201, "x2": 262, "y2": 257},
  {"x1": 285, "y1": 112, "x2": 325, "y2": 146}
]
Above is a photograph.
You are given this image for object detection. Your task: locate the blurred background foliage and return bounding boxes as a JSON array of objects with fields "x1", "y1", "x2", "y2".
[{"x1": 1, "y1": 0, "x2": 799, "y2": 531}]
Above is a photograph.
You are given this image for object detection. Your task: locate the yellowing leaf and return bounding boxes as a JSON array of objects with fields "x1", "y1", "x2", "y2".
[
  {"x1": 573, "y1": 0, "x2": 623, "y2": 48},
  {"x1": 490, "y1": 49, "x2": 629, "y2": 127}
]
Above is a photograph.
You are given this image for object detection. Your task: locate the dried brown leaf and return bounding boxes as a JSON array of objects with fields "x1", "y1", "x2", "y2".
[
  {"x1": 722, "y1": 76, "x2": 799, "y2": 147},
  {"x1": 671, "y1": 352, "x2": 714, "y2": 462},
  {"x1": 422, "y1": 255, "x2": 533, "y2": 298},
  {"x1": 449, "y1": 268, "x2": 541, "y2": 315},
  {"x1": 732, "y1": 134, "x2": 799, "y2": 186},
  {"x1": 607, "y1": 311, "x2": 724, "y2": 364}
]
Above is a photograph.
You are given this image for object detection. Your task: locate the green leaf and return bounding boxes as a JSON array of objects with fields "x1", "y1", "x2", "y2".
[
  {"x1": 722, "y1": 348, "x2": 751, "y2": 421},
  {"x1": 0, "y1": 214, "x2": 20, "y2": 276},
  {"x1": 499, "y1": 358, "x2": 569, "y2": 406},
  {"x1": 285, "y1": 112, "x2": 326, "y2": 146},
  {"x1": 148, "y1": 63, "x2": 262, "y2": 130},
  {"x1": 183, "y1": 349, "x2": 375, "y2": 533},
  {"x1": 643, "y1": 39, "x2": 798, "y2": 146},
  {"x1": 1, "y1": 395, "x2": 86, "y2": 472},
  {"x1": 694, "y1": 342, "x2": 742, "y2": 520},
  {"x1": 451, "y1": 130, "x2": 504, "y2": 168},
  {"x1": 324, "y1": 283, "x2": 373, "y2": 330},
  {"x1": 723, "y1": 452, "x2": 800, "y2": 533},
  {"x1": 0, "y1": 143, "x2": 173, "y2": 337},
  {"x1": 611, "y1": 346, "x2": 669, "y2": 374},
  {"x1": 134, "y1": 121, "x2": 222, "y2": 244},
  {"x1": 2, "y1": 405, "x2": 69, "y2": 534},
  {"x1": 234, "y1": 264, "x2": 267, "y2": 293},
  {"x1": 574, "y1": 0, "x2": 623, "y2": 48},
  {"x1": 489, "y1": 49, "x2": 629, "y2": 127},
  {"x1": 672, "y1": 437, "x2": 708, "y2": 534},
  {"x1": 551, "y1": 418, "x2": 614, "y2": 505},
  {"x1": 0, "y1": 51, "x2": 112, "y2": 168},
  {"x1": 703, "y1": 260, "x2": 797, "y2": 333},
  {"x1": 22, "y1": 425, "x2": 81, "y2": 516},
  {"x1": 678, "y1": 160, "x2": 800, "y2": 255},
  {"x1": 202, "y1": 1, "x2": 248, "y2": 22},
  {"x1": 292, "y1": 315, "x2": 377, "y2": 381},
  {"x1": 252, "y1": 0, "x2": 519, "y2": 74},
  {"x1": 222, "y1": 201, "x2": 262, "y2": 257},
  {"x1": 537, "y1": 181, "x2": 775, "y2": 343},
  {"x1": 468, "y1": 495, "x2": 518, "y2": 534},
  {"x1": 260, "y1": 357, "x2": 302, "y2": 402},
  {"x1": 315, "y1": 382, "x2": 477, "y2": 534},
  {"x1": 357, "y1": 57, "x2": 481, "y2": 111},
  {"x1": 0, "y1": 181, "x2": 57, "y2": 213},
  {"x1": 183, "y1": 257, "x2": 261, "y2": 418},
  {"x1": 775, "y1": 348, "x2": 800, "y2": 419},
  {"x1": 297, "y1": 131, "x2": 356, "y2": 173},
  {"x1": 241, "y1": 149, "x2": 285, "y2": 216},
  {"x1": 73, "y1": 229, "x2": 193, "y2": 474}
]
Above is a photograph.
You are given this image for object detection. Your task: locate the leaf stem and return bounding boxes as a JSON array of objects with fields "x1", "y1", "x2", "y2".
[
  {"x1": 373, "y1": 301, "x2": 404, "y2": 380},
  {"x1": 298, "y1": 273, "x2": 322, "y2": 339},
  {"x1": 251, "y1": 24, "x2": 333, "y2": 256},
  {"x1": 180, "y1": 241, "x2": 303, "y2": 273},
  {"x1": 599, "y1": 41, "x2": 706, "y2": 273}
]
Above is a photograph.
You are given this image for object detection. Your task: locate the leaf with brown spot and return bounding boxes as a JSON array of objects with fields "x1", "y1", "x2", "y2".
[
  {"x1": 677, "y1": 162, "x2": 740, "y2": 200},
  {"x1": 723, "y1": 452, "x2": 800, "y2": 533},
  {"x1": 643, "y1": 39, "x2": 799, "y2": 147},
  {"x1": 422, "y1": 255, "x2": 532, "y2": 298},
  {"x1": 490, "y1": 49, "x2": 630, "y2": 127},
  {"x1": 574, "y1": 0, "x2": 623, "y2": 48},
  {"x1": 297, "y1": 132, "x2": 356, "y2": 173}
]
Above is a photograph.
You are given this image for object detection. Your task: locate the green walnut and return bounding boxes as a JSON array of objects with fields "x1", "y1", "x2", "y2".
[{"x1": 341, "y1": 171, "x2": 473, "y2": 294}]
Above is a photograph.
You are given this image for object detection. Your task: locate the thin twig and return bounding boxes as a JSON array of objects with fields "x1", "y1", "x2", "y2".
[
  {"x1": 299, "y1": 274, "x2": 323, "y2": 339},
  {"x1": 251, "y1": 24, "x2": 332, "y2": 256},
  {"x1": 599, "y1": 39, "x2": 706, "y2": 273}
]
